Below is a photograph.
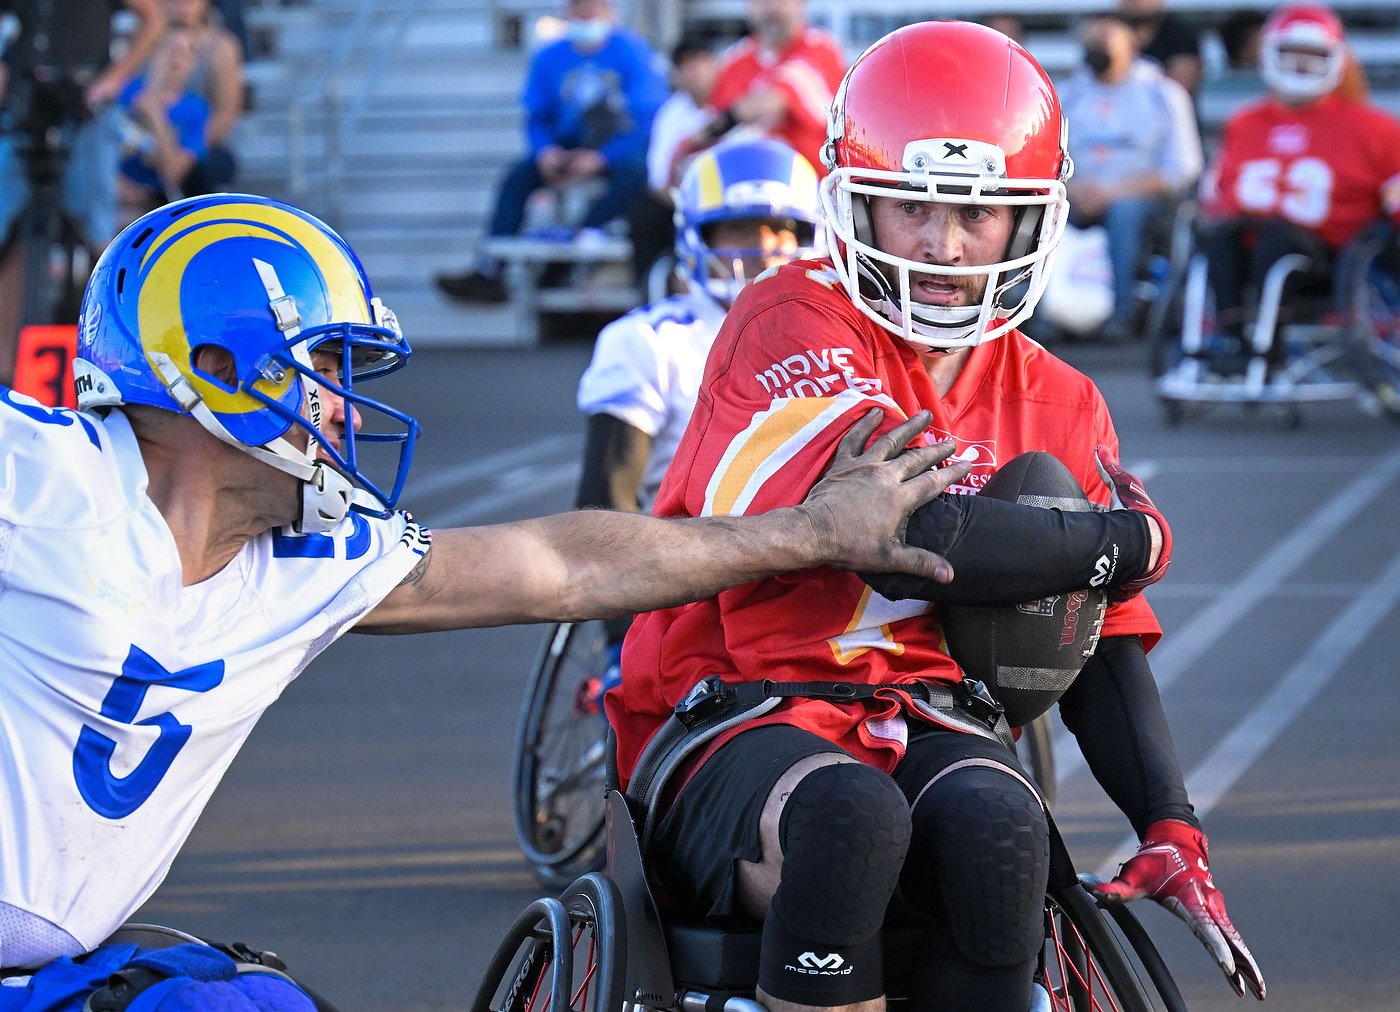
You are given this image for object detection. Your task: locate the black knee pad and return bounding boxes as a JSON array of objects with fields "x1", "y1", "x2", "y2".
[
  {"x1": 758, "y1": 762, "x2": 911, "y2": 1004},
  {"x1": 909, "y1": 763, "x2": 1049, "y2": 969}
]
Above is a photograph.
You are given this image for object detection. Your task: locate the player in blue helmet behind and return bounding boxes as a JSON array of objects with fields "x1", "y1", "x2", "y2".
[
  {"x1": 576, "y1": 136, "x2": 823, "y2": 519},
  {"x1": 0, "y1": 192, "x2": 977, "y2": 998},
  {"x1": 565, "y1": 137, "x2": 823, "y2": 741}
]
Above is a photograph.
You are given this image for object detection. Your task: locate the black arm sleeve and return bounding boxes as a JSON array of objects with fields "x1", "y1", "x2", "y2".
[
  {"x1": 574, "y1": 412, "x2": 654, "y2": 513},
  {"x1": 862, "y1": 494, "x2": 1152, "y2": 605},
  {"x1": 1058, "y1": 635, "x2": 1197, "y2": 839}
]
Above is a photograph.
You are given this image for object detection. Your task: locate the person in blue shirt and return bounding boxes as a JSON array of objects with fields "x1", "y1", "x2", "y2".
[
  {"x1": 116, "y1": 25, "x2": 210, "y2": 210},
  {"x1": 435, "y1": 0, "x2": 669, "y2": 303}
]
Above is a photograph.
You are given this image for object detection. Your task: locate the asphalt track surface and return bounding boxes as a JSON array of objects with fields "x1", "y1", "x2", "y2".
[{"x1": 134, "y1": 334, "x2": 1400, "y2": 1011}]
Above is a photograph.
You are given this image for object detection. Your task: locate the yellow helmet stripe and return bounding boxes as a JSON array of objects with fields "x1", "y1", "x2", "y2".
[
  {"x1": 696, "y1": 152, "x2": 725, "y2": 213},
  {"x1": 139, "y1": 222, "x2": 297, "y2": 414},
  {"x1": 141, "y1": 201, "x2": 371, "y2": 322}
]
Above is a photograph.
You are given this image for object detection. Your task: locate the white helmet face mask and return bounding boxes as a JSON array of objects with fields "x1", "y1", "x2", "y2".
[
  {"x1": 820, "y1": 137, "x2": 1070, "y2": 351},
  {"x1": 1259, "y1": 12, "x2": 1345, "y2": 102}
]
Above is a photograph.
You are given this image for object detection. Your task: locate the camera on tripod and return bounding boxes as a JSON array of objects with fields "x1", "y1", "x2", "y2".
[{"x1": 1, "y1": 1, "x2": 112, "y2": 174}]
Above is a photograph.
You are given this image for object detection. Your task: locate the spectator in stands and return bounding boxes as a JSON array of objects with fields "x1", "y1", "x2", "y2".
[
  {"x1": 1220, "y1": 8, "x2": 1267, "y2": 70},
  {"x1": 675, "y1": 0, "x2": 845, "y2": 181},
  {"x1": 116, "y1": 25, "x2": 208, "y2": 215},
  {"x1": 434, "y1": 0, "x2": 668, "y2": 304},
  {"x1": 164, "y1": 0, "x2": 246, "y2": 195},
  {"x1": 1118, "y1": 0, "x2": 1203, "y2": 97},
  {"x1": 627, "y1": 36, "x2": 720, "y2": 294},
  {"x1": 1219, "y1": 5, "x2": 1368, "y2": 99},
  {"x1": 1196, "y1": 3, "x2": 1400, "y2": 369},
  {"x1": 212, "y1": 0, "x2": 250, "y2": 61},
  {"x1": 1060, "y1": 11, "x2": 1202, "y2": 343}
]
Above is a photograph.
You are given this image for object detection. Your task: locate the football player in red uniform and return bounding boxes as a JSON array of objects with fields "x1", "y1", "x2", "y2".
[
  {"x1": 608, "y1": 21, "x2": 1265, "y2": 1012},
  {"x1": 1198, "y1": 3, "x2": 1400, "y2": 356}
]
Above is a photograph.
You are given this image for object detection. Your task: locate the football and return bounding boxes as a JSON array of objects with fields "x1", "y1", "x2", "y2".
[{"x1": 939, "y1": 452, "x2": 1108, "y2": 727}]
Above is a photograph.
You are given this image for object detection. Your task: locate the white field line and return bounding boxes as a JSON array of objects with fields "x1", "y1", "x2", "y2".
[
  {"x1": 1094, "y1": 542, "x2": 1400, "y2": 879},
  {"x1": 1055, "y1": 448, "x2": 1400, "y2": 790},
  {"x1": 405, "y1": 434, "x2": 578, "y2": 499},
  {"x1": 429, "y1": 461, "x2": 583, "y2": 527}
]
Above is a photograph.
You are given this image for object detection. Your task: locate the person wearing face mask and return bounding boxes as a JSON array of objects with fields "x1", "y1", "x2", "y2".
[
  {"x1": 1058, "y1": 11, "x2": 1202, "y2": 344},
  {"x1": 1194, "y1": 2, "x2": 1400, "y2": 375},
  {"x1": 434, "y1": 0, "x2": 668, "y2": 303}
]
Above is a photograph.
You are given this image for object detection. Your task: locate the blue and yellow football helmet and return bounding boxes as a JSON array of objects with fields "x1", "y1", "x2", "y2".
[
  {"x1": 76, "y1": 194, "x2": 418, "y2": 532},
  {"x1": 674, "y1": 137, "x2": 823, "y2": 305}
]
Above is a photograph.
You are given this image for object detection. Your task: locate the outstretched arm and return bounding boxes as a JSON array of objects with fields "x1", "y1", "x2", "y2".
[{"x1": 360, "y1": 411, "x2": 970, "y2": 633}]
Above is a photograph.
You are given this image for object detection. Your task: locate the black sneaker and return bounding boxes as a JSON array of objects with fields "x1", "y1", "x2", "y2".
[{"x1": 435, "y1": 270, "x2": 508, "y2": 303}]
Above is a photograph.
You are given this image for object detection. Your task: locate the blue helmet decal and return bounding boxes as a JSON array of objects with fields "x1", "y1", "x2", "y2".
[{"x1": 76, "y1": 194, "x2": 419, "y2": 516}]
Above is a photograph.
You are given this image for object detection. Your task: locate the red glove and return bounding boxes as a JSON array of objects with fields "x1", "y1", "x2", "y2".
[
  {"x1": 1094, "y1": 444, "x2": 1172, "y2": 602},
  {"x1": 1089, "y1": 819, "x2": 1266, "y2": 1001}
]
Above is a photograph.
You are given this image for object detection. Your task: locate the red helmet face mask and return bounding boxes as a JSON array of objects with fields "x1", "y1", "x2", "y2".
[
  {"x1": 1259, "y1": 4, "x2": 1346, "y2": 103},
  {"x1": 820, "y1": 21, "x2": 1072, "y2": 350}
]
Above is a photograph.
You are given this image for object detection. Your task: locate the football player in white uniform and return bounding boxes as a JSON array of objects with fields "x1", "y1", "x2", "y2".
[
  {"x1": 0, "y1": 193, "x2": 970, "y2": 973},
  {"x1": 575, "y1": 137, "x2": 823, "y2": 514}
]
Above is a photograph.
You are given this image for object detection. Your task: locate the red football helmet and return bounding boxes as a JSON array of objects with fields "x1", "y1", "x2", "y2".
[
  {"x1": 1259, "y1": 4, "x2": 1346, "y2": 103},
  {"x1": 820, "y1": 21, "x2": 1072, "y2": 350}
]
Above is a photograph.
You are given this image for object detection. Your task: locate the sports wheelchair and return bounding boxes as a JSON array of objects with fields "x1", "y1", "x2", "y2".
[
  {"x1": 475, "y1": 781, "x2": 1187, "y2": 1012},
  {"x1": 1148, "y1": 218, "x2": 1400, "y2": 428},
  {"x1": 512, "y1": 621, "x2": 1059, "y2": 889}
]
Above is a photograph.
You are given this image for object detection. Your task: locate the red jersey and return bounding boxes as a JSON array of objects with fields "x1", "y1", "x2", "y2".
[
  {"x1": 1203, "y1": 93, "x2": 1400, "y2": 249},
  {"x1": 708, "y1": 27, "x2": 846, "y2": 175},
  {"x1": 606, "y1": 260, "x2": 1161, "y2": 788}
]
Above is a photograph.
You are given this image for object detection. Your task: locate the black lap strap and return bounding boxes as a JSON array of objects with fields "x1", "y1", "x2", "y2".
[{"x1": 626, "y1": 676, "x2": 1014, "y2": 851}]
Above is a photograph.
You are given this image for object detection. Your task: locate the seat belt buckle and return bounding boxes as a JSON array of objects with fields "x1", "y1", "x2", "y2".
[
  {"x1": 954, "y1": 677, "x2": 1005, "y2": 728},
  {"x1": 674, "y1": 676, "x2": 731, "y2": 729}
]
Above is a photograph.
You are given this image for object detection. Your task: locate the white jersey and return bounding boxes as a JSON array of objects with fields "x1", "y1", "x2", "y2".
[
  {"x1": 576, "y1": 288, "x2": 727, "y2": 505},
  {"x1": 0, "y1": 391, "x2": 431, "y2": 958}
]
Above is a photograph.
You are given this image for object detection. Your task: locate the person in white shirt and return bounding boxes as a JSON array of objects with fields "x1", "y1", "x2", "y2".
[
  {"x1": 0, "y1": 191, "x2": 972, "y2": 975},
  {"x1": 579, "y1": 135, "x2": 823, "y2": 516},
  {"x1": 1058, "y1": 11, "x2": 1202, "y2": 342}
]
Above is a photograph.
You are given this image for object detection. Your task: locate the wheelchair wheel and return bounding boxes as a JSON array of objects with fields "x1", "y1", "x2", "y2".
[
  {"x1": 1041, "y1": 879, "x2": 1186, "y2": 1012},
  {"x1": 1018, "y1": 714, "x2": 1056, "y2": 809},
  {"x1": 471, "y1": 872, "x2": 627, "y2": 1012},
  {"x1": 513, "y1": 622, "x2": 610, "y2": 888},
  {"x1": 1357, "y1": 273, "x2": 1400, "y2": 422}
]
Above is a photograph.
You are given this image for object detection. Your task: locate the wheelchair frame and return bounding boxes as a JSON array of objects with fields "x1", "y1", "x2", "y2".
[
  {"x1": 477, "y1": 789, "x2": 1187, "y2": 1012},
  {"x1": 1150, "y1": 222, "x2": 1400, "y2": 427},
  {"x1": 512, "y1": 621, "x2": 1060, "y2": 890}
]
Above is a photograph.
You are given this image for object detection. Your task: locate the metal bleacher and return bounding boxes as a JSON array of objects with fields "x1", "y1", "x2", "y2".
[
  {"x1": 238, "y1": 0, "x2": 561, "y2": 346},
  {"x1": 237, "y1": 0, "x2": 1400, "y2": 348}
]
